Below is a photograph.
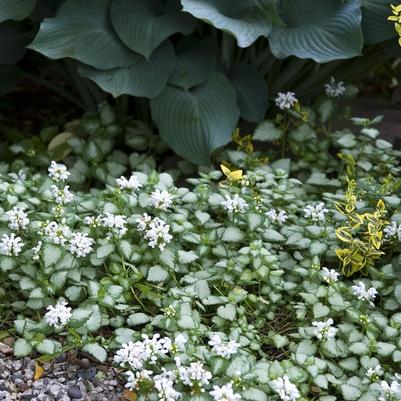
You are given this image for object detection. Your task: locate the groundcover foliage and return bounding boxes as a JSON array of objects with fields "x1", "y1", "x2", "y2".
[{"x1": 1, "y1": 101, "x2": 401, "y2": 400}]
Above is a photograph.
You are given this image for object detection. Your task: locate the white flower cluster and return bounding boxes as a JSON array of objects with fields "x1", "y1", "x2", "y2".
[
  {"x1": 176, "y1": 358, "x2": 212, "y2": 390},
  {"x1": 208, "y1": 334, "x2": 240, "y2": 358},
  {"x1": 40, "y1": 220, "x2": 72, "y2": 245},
  {"x1": 126, "y1": 369, "x2": 153, "y2": 390},
  {"x1": 351, "y1": 281, "x2": 378, "y2": 306},
  {"x1": 32, "y1": 241, "x2": 42, "y2": 260},
  {"x1": 154, "y1": 370, "x2": 181, "y2": 401},
  {"x1": 379, "y1": 380, "x2": 401, "y2": 401},
  {"x1": 266, "y1": 209, "x2": 288, "y2": 225},
  {"x1": 6, "y1": 207, "x2": 29, "y2": 230},
  {"x1": 69, "y1": 232, "x2": 94, "y2": 258},
  {"x1": 275, "y1": 92, "x2": 298, "y2": 110},
  {"x1": 321, "y1": 267, "x2": 339, "y2": 284},
  {"x1": 312, "y1": 318, "x2": 338, "y2": 340},
  {"x1": 210, "y1": 383, "x2": 241, "y2": 401},
  {"x1": 271, "y1": 376, "x2": 300, "y2": 401},
  {"x1": 44, "y1": 301, "x2": 72, "y2": 327},
  {"x1": 48, "y1": 161, "x2": 70, "y2": 182},
  {"x1": 366, "y1": 365, "x2": 383, "y2": 380},
  {"x1": 324, "y1": 77, "x2": 346, "y2": 98},
  {"x1": 51, "y1": 185, "x2": 74, "y2": 204},
  {"x1": 221, "y1": 194, "x2": 249, "y2": 213},
  {"x1": 136, "y1": 213, "x2": 172, "y2": 251},
  {"x1": 116, "y1": 174, "x2": 142, "y2": 191},
  {"x1": 384, "y1": 221, "x2": 401, "y2": 241},
  {"x1": 101, "y1": 213, "x2": 128, "y2": 238},
  {"x1": 0, "y1": 233, "x2": 24, "y2": 256},
  {"x1": 303, "y1": 202, "x2": 328, "y2": 222},
  {"x1": 150, "y1": 189, "x2": 174, "y2": 210}
]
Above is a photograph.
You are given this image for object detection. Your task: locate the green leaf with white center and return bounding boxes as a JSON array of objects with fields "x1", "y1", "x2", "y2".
[
  {"x1": 19, "y1": 276, "x2": 36, "y2": 290},
  {"x1": 111, "y1": 0, "x2": 195, "y2": 59},
  {"x1": 65, "y1": 286, "x2": 84, "y2": 302},
  {"x1": 36, "y1": 339, "x2": 57, "y2": 355},
  {"x1": 127, "y1": 313, "x2": 151, "y2": 326},
  {"x1": 263, "y1": 229, "x2": 284, "y2": 242},
  {"x1": 253, "y1": 120, "x2": 283, "y2": 142},
  {"x1": 115, "y1": 328, "x2": 135, "y2": 344},
  {"x1": 29, "y1": 0, "x2": 139, "y2": 70},
  {"x1": 314, "y1": 374, "x2": 329, "y2": 390},
  {"x1": 0, "y1": 0, "x2": 36, "y2": 22},
  {"x1": 78, "y1": 40, "x2": 175, "y2": 98},
  {"x1": 226, "y1": 355, "x2": 250, "y2": 377},
  {"x1": 96, "y1": 243, "x2": 115, "y2": 259},
  {"x1": 42, "y1": 243, "x2": 62, "y2": 268},
  {"x1": 217, "y1": 303, "x2": 236, "y2": 321},
  {"x1": 181, "y1": 0, "x2": 276, "y2": 48},
  {"x1": 349, "y1": 342, "x2": 369, "y2": 355},
  {"x1": 269, "y1": 0, "x2": 363, "y2": 63},
  {"x1": 222, "y1": 226, "x2": 244, "y2": 242},
  {"x1": 151, "y1": 72, "x2": 239, "y2": 165},
  {"x1": 148, "y1": 265, "x2": 169, "y2": 282},
  {"x1": 82, "y1": 343, "x2": 107, "y2": 363},
  {"x1": 341, "y1": 384, "x2": 361, "y2": 401},
  {"x1": 86, "y1": 305, "x2": 103, "y2": 332},
  {"x1": 14, "y1": 338, "x2": 32, "y2": 357},
  {"x1": 243, "y1": 388, "x2": 267, "y2": 401},
  {"x1": 313, "y1": 302, "x2": 330, "y2": 318},
  {"x1": 178, "y1": 250, "x2": 198, "y2": 264},
  {"x1": 0, "y1": 256, "x2": 15, "y2": 271},
  {"x1": 376, "y1": 341, "x2": 396, "y2": 356},
  {"x1": 272, "y1": 334, "x2": 288, "y2": 348}
]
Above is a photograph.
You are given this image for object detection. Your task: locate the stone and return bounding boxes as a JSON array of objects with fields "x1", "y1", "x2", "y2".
[{"x1": 67, "y1": 386, "x2": 82, "y2": 399}]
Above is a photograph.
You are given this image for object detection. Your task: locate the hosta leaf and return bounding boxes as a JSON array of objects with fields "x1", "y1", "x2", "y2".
[
  {"x1": 269, "y1": 0, "x2": 363, "y2": 63},
  {"x1": 361, "y1": 0, "x2": 395, "y2": 44},
  {"x1": 111, "y1": 0, "x2": 195, "y2": 59},
  {"x1": 168, "y1": 37, "x2": 216, "y2": 90},
  {"x1": 181, "y1": 0, "x2": 275, "y2": 47},
  {"x1": 151, "y1": 72, "x2": 239, "y2": 165},
  {"x1": 78, "y1": 40, "x2": 175, "y2": 98},
  {"x1": 0, "y1": 0, "x2": 37, "y2": 23},
  {"x1": 228, "y1": 63, "x2": 269, "y2": 123},
  {"x1": 29, "y1": 0, "x2": 139, "y2": 70}
]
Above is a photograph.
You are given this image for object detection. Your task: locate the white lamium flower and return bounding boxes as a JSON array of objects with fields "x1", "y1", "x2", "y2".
[
  {"x1": 366, "y1": 365, "x2": 383, "y2": 380},
  {"x1": 32, "y1": 241, "x2": 43, "y2": 261},
  {"x1": 141, "y1": 333, "x2": 172, "y2": 364},
  {"x1": 114, "y1": 341, "x2": 148, "y2": 370},
  {"x1": 271, "y1": 376, "x2": 300, "y2": 401},
  {"x1": 208, "y1": 334, "x2": 240, "y2": 358},
  {"x1": 303, "y1": 202, "x2": 328, "y2": 222},
  {"x1": 275, "y1": 92, "x2": 298, "y2": 110},
  {"x1": 125, "y1": 370, "x2": 153, "y2": 391},
  {"x1": 154, "y1": 373, "x2": 181, "y2": 401},
  {"x1": 312, "y1": 318, "x2": 338, "y2": 340},
  {"x1": 266, "y1": 209, "x2": 288, "y2": 224},
  {"x1": 44, "y1": 301, "x2": 72, "y2": 327},
  {"x1": 41, "y1": 220, "x2": 71, "y2": 245},
  {"x1": 321, "y1": 267, "x2": 339, "y2": 284},
  {"x1": 48, "y1": 161, "x2": 70, "y2": 182},
  {"x1": 69, "y1": 232, "x2": 94, "y2": 257},
  {"x1": 84, "y1": 216, "x2": 101, "y2": 227},
  {"x1": 116, "y1": 174, "x2": 142, "y2": 191},
  {"x1": 101, "y1": 213, "x2": 128, "y2": 238},
  {"x1": 210, "y1": 383, "x2": 241, "y2": 401},
  {"x1": 0, "y1": 233, "x2": 24, "y2": 256},
  {"x1": 174, "y1": 333, "x2": 188, "y2": 351},
  {"x1": 221, "y1": 194, "x2": 249, "y2": 213},
  {"x1": 51, "y1": 185, "x2": 74, "y2": 204},
  {"x1": 351, "y1": 281, "x2": 378, "y2": 306},
  {"x1": 143, "y1": 217, "x2": 172, "y2": 251},
  {"x1": 383, "y1": 221, "x2": 401, "y2": 241},
  {"x1": 379, "y1": 380, "x2": 401, "y2": 401},
  {"x1": 150, "y1": 189, "x2": 174, "y2": 210},
  {"x1": 324, "y1": 77, "x2": 346, "y2": 98},
  {"x1": 6, "y1": 207, "x2": 29, "y2": 230},
  {"x1": 176, "y1": 359, "x2": 212, "y2": 388},
  {"x1": 136, "y1": 213, "x2": 152, "y2": 231}
]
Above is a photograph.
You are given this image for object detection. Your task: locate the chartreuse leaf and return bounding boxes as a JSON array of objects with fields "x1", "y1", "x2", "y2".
[
  {"x1": 151, "y1": 72, "x2": 239, "y2": 165},
  {"x1": 111, "y1": 0, "x2": 196, "y2": 59},
  {"x1": 181, "y1": 0, "x2": 276, "y2": 47},
  {"x1": 0, "y1": 0, "x2": 37, "y2": 23},
  {"x1": 78, "y1": 41, "x2": 175, "y2": 98},
  {"x1": 269, "y1": 0, "x2": 363, "y2": 63},
  {"x1": 361, "y1": 0, "x2": 395, "y2": 44},
  {"x1": 29, "y1": 0, "x2": 139, "y2": 70}
]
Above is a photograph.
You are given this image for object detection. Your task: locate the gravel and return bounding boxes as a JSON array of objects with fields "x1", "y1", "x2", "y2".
[{"x1": 0, "y1": 352, "x2": 125, "y2": 401}]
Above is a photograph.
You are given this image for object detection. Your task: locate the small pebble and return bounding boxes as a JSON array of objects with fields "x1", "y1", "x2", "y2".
[{"x1": 67, "y1": 386, "x2": 82, "y2": 399}]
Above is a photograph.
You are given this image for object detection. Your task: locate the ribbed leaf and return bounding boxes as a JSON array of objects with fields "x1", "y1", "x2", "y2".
[
  {"x1": 361, "y1": 0, "x2": 395, "y2": 44},
  {"x1": 151, "y1": 72, "x2": 239, "y2": 165},
  {"x1": 269, "y1": 0, "x2": 363, "y2": 62},
  {"x1": 181, "y1": 0, "x2": 274, "y2": 47},
  {"x1": 78, "y1": 40, "x2": 175, "y2": 98},
  {"x1": 0, "y1": 0, "x2": 36, "y2": 23},
  {"x1": 29, "y1": 0, "x2": 138, "y2": 70},
  {"x1": 111, "y1": 0, "x2": 195, "y2": 59},
  {"x1": 168, "y1": 37, "x2": 216, "y2": 90},
  {"x1": 229, "y1": 63, "x2": 268, "y2": 123}
]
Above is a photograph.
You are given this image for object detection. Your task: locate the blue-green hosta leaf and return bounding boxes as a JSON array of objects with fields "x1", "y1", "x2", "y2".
[
  {"x1": 361, "y1": 0, "x2": 395, "y2": 44},
  {"x1": 181, "y1": 0, "x2": 274, "y2": 47},
  {"x1": 29, "y1": 0, "x2": 139, "y2": 70},
  {"x1": 269, "y1": 0, "x2": 363, "y2": 63},
  {"x1": 151, "y1": 72, "x2": 239, "y2": 165},
  {"x1": 0, "y1": 0, "x2": 36, "y2": 22},
  {"x1": 111, "y1": 0, "x2": 196, "y2": 59},
  {"x1": 229, "y1": 63, "x2": 268, "y2": 123},
  {"x1": 168, "y1": 37, "x2": 216, "y2": 90},
  {"x1": 78, "y1": 40, "x2": 175, "y2": 98}
]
